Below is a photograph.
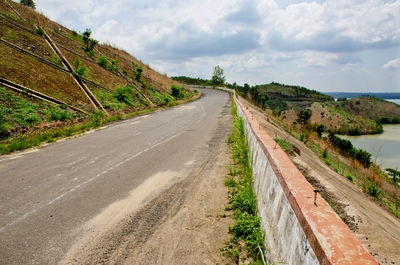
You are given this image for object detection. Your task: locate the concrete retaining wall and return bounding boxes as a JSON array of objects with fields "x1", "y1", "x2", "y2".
[{"x1": 234, "y1": 95, "x2": 377, "y2": 265}]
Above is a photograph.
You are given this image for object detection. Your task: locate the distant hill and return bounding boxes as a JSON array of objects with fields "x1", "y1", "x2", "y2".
[
  {"x1": 236, "y1": 82, "x2": 333, "y2": 115},
  {"x1": 236, "y1": 82, "x2": 400, "y2": 135},
  {"x1": 326, "y1": 92, "x2": 400, "y2": 99},
  {"x1": 337, "y1": 96, "x2": 400, "y2": 124}
]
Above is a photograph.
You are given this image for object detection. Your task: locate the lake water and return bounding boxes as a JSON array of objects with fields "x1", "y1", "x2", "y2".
[
  {"x1": 341, "y1": 124, "x2": 400, "y2": 170},
  {"x1": 339, "y1": 99, "x2": 400, "y2": 169},
  {"x1": 388, "y1": 99, "x2": 400, "y2": 105}
]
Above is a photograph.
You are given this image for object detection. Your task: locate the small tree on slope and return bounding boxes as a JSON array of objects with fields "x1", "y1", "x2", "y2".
[{"x1": 20, "y1": 0, "x2": 35, "y2": 9}]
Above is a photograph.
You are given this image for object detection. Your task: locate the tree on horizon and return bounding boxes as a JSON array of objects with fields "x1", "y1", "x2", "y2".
[
  {"x1": 20, "y1": 0, "x2": 35, "y2": 9},
  {"x1": 211, "y1": 65, "x2": 225, "y2": 86}
]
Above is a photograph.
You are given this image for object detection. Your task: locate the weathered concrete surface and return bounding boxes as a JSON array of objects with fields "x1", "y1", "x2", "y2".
[{"x1": 235, "y1": 95, "x2": 377, "y2": 265}]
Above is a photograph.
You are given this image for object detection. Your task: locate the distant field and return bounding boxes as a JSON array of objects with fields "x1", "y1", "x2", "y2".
[{"x1": 326, "y1": 92, "x2": 400, "y2": 99}]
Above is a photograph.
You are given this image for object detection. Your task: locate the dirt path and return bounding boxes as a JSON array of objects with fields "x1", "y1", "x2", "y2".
[
  {"x1": 240, "y1": 97, "x2": 400, "y2": 265},
  {"x1": 60, "y1": 102, "x2": 233, "y2": 265}
]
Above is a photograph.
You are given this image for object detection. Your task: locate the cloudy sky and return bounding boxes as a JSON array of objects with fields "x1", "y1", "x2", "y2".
[{"x1": 33, "y1": 0, "x2": 400, "y2": 92}]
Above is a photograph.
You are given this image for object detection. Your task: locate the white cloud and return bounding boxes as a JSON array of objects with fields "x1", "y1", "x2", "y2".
[
  {"x1": 31, "y1": 0, "x2": 400, "y2": 91},
  {"x1": 383, "y1": 58, "x2": 400, "y2": 70},
  {"x1": 264, "y1": 0, "x2": 400, "y2": 52}
]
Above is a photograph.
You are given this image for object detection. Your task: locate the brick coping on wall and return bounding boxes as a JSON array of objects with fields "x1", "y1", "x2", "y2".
[{"x1": 235, "y1": 95, "x2": 377, "y2": 265}]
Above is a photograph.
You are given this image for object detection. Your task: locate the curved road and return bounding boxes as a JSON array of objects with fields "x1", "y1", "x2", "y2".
[{"x1": 0, "y1": 89, "x2": 231, "y2": 264}]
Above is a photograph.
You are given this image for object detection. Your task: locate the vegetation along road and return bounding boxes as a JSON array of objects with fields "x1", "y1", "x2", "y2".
[{"x1": 0, "y1": 89, "x2": 233, "y2": 265}]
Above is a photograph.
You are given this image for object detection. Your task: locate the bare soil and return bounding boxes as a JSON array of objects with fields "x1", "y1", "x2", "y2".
[
  {"x1": 240, "y1": 97, "x2": 400, "y2": 265},
  {"x1": 60, "y1": 112, "x2": 233, "y2": 265}
]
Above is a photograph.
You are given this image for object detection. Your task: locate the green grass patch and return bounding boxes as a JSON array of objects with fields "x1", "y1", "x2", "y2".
[
  {"x1": 0, "y1": 90, "x2": 200, "y2": 155},
  {"x1": 221, "y1": 98, "x2": 266, "y2": 264},
  {"x1": 0, "y1": 87, "x2": 77, "y2": 140}
]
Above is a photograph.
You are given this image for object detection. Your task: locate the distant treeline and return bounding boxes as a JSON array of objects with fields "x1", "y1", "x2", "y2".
[
  {"x1": 171, "y1": 76, "x2": 210, "y2": 86},
  {"x1": 328, "y1": 132, "x2": 372, "y2": 168},
  {"x1": 234, "y1": 82, "x2": 333, "y2": 114},
  {"x1": 326, "y1": 92, "x2": 400, "y2": 99}
]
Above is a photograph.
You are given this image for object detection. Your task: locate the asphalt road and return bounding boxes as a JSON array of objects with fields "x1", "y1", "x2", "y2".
[{"x1": 0, "y1": 89, "x2": 231, "y2": 265}]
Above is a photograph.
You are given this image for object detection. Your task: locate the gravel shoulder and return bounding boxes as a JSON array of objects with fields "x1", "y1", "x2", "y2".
[{"x1": 240, "y1": 97, "x2": 400, "y2": 265}]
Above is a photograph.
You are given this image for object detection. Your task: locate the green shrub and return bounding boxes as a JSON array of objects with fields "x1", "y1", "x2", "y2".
[
  {"x1": 35, "y1": 27, "x2": 44, "y2": 36},
  {"x1": 231, "y1": 185, "x2": 257, "y2": 215},
  {"x1": 86, "y1": 50, "x2": 96, "y2": 58},
  {"x1": 316, "y1": 124, "x2": 325, "y2": 137},
  {"x1": 49, "y1": 109, "x2": 73, "y2": 121},
  {"x1": 90, "y1": 111, "x2": 104, "y2": 127},
  {"x1": 97, "y1": 56, "x2": 108, "y2": 68},
  {"x1": 109, "y1": 60, "x2": 119, "y2": 71},
  {"x1": 75, "y1": 66, "x2": 87, "y2": 78},
  {"x1": 224, "y1": 177, "x2": 237, "y2": 188},
  {"x1": 0, "y1": 122, "x2": 11, "y2": 139},
  {"x1": 346, "y1": 174, "x2": 353, "y2": 182},
  {"x1": 24, "y1": 114, "x2": 38, "y2": 124},
  {"x1": 230, "y1": 211, "x2": 264, "y2": 258},
  {"x1": 323, "y1": 158, "x2": 332, "y2": 166},
  {"x1": 367, "y1": 184, "x2": 381, "y2": 199},
  {"x1": 328, "y1": 132, "x2": 371, "y2": 168},
  {"x1": 351, "y1": 148, "x2": 372, "y2": 168},
  {"x1": 135, "y1": 67, "x2": 143, "y2": 80},
  {"x1": 171, "y1": 85, "x2": 179, "y2": 97},
  {"x1": 82, "y1": 29, "x2": 98, "y2": 52},
  {"x1": 73, "y1": 58, "x2": 87, "y2": 78},
  {"x1": 114, "y1": 86, "x2": 133, "y2": 105}
]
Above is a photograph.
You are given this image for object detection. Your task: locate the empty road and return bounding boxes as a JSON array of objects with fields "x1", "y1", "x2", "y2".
[{"x1": 0, "y1": 89, "x2": 232, "y2": 264}]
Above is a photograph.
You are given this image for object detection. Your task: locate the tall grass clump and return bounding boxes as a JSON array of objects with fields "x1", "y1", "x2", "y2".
[{"x1": 221, "y1": 98, "x2": 266, "y2": 264}]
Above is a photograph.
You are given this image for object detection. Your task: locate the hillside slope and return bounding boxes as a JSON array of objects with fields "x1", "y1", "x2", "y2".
[
  {"x1": 236, "y1": 82, "x2": 399, "y2": 135},
  {"x1": 239, "y1": 97, "x2": 400, "y2": 265},
  {"x1": 0, "y1": 0, "x2": 195, "y2": 144}
]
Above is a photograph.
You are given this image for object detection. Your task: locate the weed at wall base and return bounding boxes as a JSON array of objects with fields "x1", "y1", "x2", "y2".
[{"x1": 221, "y1": 97, "x2": 266, "y2": 264}]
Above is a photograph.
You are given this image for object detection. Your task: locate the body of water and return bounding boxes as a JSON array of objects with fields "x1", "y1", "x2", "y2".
[
  {"x1": 388, "y1": 99, "x2": 400, "y2": 105},
  {"x1": 341, "y1": 124, "x2": 400, "y2": 170}
]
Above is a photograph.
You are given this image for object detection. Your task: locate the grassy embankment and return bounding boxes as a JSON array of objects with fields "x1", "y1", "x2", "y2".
[
  {"x1": 0, "y1": 86, "x2": 199, "y2": 155},
  {"x1": 221, "y1": 98, "x2": 266, "y2": 265},
  {"x1": 0, "y1": 1, "x2": 199, "y2": 154}
]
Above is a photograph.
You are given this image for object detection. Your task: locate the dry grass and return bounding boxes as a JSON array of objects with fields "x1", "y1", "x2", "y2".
[
  {"x1": 0, "y1": 18, "x2": 57, "y2": 61},
  {"x1": 97, "y1": 44, "x2": 178, "y2": 93},
  {"x1": 369, "y1": 166, "x2": 384, "y2": 187},
  {"x1": 5, "y1": 0, "x2": 180, "y2": 96},
  {"x1": 48, "y1": 30, "x2": 89, "y2": 58},
  {"x1": 0, "y1": 1, "x2": 15, "y2": 17},
  {"x1": 62, "y1": 49, "x2": 127, "y2": 91},
  {"x1": 0, "y1": 44, "x2": 94, "y2": 111},
  {"x1": 1, "y1": 0, "x2": 191, "y2": 114},
  {"x1": 7, "y1": 0, "x2": 65, "y2": 33}
]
